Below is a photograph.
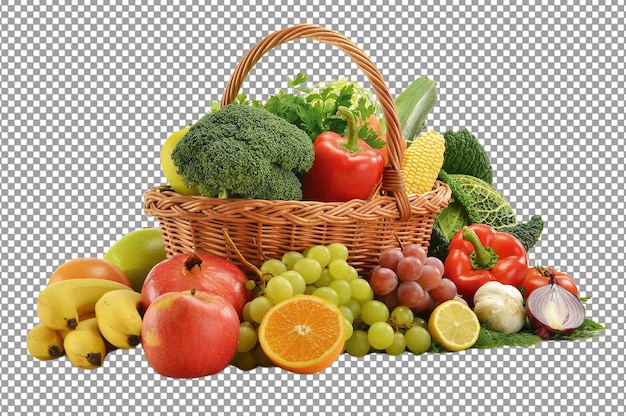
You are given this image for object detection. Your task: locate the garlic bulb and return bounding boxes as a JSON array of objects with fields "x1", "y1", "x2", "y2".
[{"x1": 473, "y1": 281, "x2": 526, "y2": 335}]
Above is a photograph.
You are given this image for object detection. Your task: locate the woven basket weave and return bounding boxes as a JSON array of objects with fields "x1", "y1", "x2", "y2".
[{"x1": 144, "y1": 24, "x2": 451, "y2": 275}]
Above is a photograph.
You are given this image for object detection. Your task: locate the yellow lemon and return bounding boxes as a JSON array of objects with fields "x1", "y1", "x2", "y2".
[{"x1": 428, "y1": 299, "x2": 480, "y2": 351}]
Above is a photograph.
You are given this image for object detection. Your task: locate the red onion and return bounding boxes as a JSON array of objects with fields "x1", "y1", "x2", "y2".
[{"x1": 525, "y1": 270, "x2": 585, "y2": 339}]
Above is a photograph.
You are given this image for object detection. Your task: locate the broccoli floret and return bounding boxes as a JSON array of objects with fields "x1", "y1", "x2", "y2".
[
  {"x1": 171, "y1": 105, "x2": 314, "y2": 200},
  {"x1": 500, "y1": 215, "x2": 544, "y2": 253},
  {"x1": 442, "y1": 129, "x2": 493, "y2": 184}
]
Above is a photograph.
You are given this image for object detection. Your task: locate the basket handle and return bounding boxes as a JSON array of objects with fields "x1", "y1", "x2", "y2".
[{"x1": 220, "y1": 24, "x2": 411, "y2": 221}]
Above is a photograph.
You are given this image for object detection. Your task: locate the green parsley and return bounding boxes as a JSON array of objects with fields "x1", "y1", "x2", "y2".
[{"x1": 215, "y1": 73, "x2": 385, "y2": 149}]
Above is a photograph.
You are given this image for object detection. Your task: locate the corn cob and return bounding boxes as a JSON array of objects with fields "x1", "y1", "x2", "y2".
[{"x1": 401, "y1": 130, "x2": 446, "y2": 194}]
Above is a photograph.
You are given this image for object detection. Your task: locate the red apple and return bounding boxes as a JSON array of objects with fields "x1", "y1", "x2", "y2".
[
  {"x1": 141, "y1": 289, "x2": 240, "y2": 378},
  {"x1": 141, "y1": 251, "x2": 252, "y2": 316}
]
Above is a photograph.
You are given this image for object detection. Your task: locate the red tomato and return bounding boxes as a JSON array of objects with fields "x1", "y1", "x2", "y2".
[{"x1": 521, "y1": 266, "x2": 579, "y2": 299}]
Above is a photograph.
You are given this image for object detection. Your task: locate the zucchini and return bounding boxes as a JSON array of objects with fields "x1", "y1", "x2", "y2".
[{"x1": 394, "y1": 76, "x2": 438, "y2": 141}]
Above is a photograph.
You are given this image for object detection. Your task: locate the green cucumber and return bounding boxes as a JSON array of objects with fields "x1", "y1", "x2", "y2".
[{"x1": 394, "y1": 76, "x2": 438, "y2": 141}]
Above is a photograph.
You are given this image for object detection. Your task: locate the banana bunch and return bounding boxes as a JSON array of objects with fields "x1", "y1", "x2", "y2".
[{"x1": 27, "y1": 278, "x2": 144, "y2": 370}]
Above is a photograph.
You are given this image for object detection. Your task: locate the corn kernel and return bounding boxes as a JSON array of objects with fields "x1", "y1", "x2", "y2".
[{"x1": 401, "y1": 130, "x2": 446, "y2": 194}]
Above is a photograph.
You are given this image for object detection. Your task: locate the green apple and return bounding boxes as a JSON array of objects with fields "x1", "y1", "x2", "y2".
[{"x1": 104, "y1": 228, "x2": 168, "y2": 292}]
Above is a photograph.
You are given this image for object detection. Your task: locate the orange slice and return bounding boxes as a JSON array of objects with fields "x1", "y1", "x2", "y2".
[
  {"x1": 258, "y1": 295, "x2": 346, "y2": 374},
  {"x1": 428, "y1": 299, "x2": 481, "y2": 351}
]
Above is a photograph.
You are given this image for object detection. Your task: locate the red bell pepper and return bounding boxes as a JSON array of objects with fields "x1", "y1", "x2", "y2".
[
  {"x1": 444, "y1": 224, "x2": 528, "y2": 306},
  {"x1": 301, "y1": 106, "x2": 385, "y2": 202}
]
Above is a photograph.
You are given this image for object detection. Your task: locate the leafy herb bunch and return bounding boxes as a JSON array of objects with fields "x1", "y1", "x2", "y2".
[{"x1": 213, "y1": 73, "x2": 385, "y2": 149}]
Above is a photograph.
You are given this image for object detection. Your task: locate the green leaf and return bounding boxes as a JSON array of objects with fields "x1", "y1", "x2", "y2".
[
  {"x1": 472, "y1": 327, "x2": 542, "y2": 349},
  {"x1": 428, "y1": 317, "x2": 605, "y2": 354},
  {"x1": 209, "y1": 100, "x2": 221, "y2": 112},
  {"x1": 336, "y1": 84, "x2": 355, "y2": 109},
  {"x1": 553, "y1": 318, "x2": 606, "y2": 341},
  {"x1": 287, "y1": 72, "x2": 308, "y2": 88},
  {"x1": 264, "y1": 91, "x2": 309, "y2": 128},
  {"x1": 234, "y1": 92, "x2": 248, "y2": 104},
  {"x1": 358, "y1": 124, "x2": 385, "y2": 150},
  {"x1": 428, "y1": 325, "x2": 542, "y2": 352},
  {"x1": 259, "y1": 73, "x2": 385, "y2": 144},
  {"x1": 355, "y1": 96, "x2": 375, "y2": 119}
]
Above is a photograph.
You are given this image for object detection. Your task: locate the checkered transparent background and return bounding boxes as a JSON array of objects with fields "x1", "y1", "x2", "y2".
[{"x1": 2, "y1": 0, "x2": 624, "y2": 415}]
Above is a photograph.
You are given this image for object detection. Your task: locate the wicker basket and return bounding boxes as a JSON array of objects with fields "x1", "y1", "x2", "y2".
[{"x1": 144, "y1": 24, "x2": 451, "y2": 275}]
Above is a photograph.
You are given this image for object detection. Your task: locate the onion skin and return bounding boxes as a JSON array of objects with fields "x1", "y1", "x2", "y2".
[{"x1": 525, "y1": 270, "x2": 585, "y2": 339}]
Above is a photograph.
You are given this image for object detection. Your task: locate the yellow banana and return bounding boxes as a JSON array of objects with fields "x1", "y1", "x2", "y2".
[
  {"x1": 37, "y1": 278, "x2": 133, "y2": 331},
  {"x1": 27, "y1": 322, "x2": 65, "y2": 360},
  {"x1": 58, "y1": 311, "x2": 95, "y2": 338},
  {"x1": 95, "y1": 289, "x2": 143, "y2": 349},
  {"x1": 63, "y1": 317, "x2": 107, "y2": 370}
]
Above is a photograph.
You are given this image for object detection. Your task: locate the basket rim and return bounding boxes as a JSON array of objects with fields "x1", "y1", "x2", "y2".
[{"x1": 144, "y1": 180, "x2": 451, "y2": 223}]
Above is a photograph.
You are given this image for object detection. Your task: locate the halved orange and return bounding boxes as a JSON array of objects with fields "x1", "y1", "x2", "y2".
[
  {"x1": 428, "y1": 299, "x2": 481, "y2": 351},
  {"x1": 258, "y1": 295, "x2": 346, "y2": 374}
]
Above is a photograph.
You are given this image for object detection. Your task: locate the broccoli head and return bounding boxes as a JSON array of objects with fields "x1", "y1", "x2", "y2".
[
  {"x1": 441, "y1": 129, "x2": 493, "y2": 184},
  {"x1": 171, "y1": 104, "x2": 315, "y2": 200}
]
